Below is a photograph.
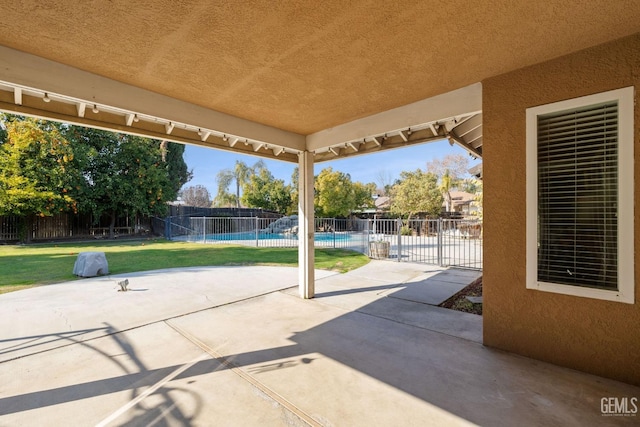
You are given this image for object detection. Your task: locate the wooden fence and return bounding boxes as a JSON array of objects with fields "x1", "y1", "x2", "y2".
[
  {"x1": 0, "y1": 215, "x2": 20, "y2": 241},
  {"x1": 0, "y1": 213, "x2": 152, "y2": 242},
  {"x1": 0, "y1": 206, "x2": 279, "y2": 242}
]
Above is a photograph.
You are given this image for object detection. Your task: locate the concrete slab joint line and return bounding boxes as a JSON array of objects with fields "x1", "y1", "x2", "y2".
[{"x1": 165, "y1": 320, "x2": 322, "y2": 427}]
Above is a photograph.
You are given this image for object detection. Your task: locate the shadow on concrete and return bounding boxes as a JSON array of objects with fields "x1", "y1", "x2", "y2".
[
  {"x1": 0, "y1": 323, "x2": 206, "y2": 425},
  {"x1": 1, "y1": 266, "x2": 637, "y2": 426}
]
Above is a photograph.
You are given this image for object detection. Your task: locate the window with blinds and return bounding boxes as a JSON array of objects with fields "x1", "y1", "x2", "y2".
[
  {"x1": 526, "y1": 87, "x2": 634, "y2": 303},
  {"x1": 537, "y1": 101, "x2": 618, "y2": 289}
]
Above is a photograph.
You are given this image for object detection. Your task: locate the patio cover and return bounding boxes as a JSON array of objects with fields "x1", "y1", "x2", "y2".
[{"x1": 1, "y1": 1, "x2": 639, "y2": 297}]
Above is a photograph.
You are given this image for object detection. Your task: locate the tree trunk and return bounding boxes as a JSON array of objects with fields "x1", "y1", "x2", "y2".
[
  {"x1": 444, "y1": 191, "x2": 452, "y2": 212},
  {"x1": 236, "y1": 181, "x2": 241, "y2": 208},
  {"x1": 109, "y1": 210, "x2": 116, "y2": 239},
  {"x1": 20, "y1": 215, "x2": 34, "y2": 243}
]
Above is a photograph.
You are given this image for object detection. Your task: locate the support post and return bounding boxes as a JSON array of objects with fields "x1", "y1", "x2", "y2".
[
  {"x1": 332, "y1": 217, "x2": 336, "y2": 248},
  {"x1": 397, "y1": 218, "x2": 402, "y2": 262},
  {"x1": 298, "y1": 151, "x2": 315, "y2": 299},
  {"x1": 255, "y1": 216, "x2": 259, "y2": 247},
  {"x1": 364, "y1": 218, "x2": 370, "y2": 255},
  {"x1": 437, "y1": 218, "x2": 443, "y2": 266}
]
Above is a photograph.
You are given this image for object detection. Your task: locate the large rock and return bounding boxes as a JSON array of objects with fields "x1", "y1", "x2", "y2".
[
  {"x1": 73, "y1": 252, "x2": 109, "y2": 277},
  {"x1": 263, "y1": 216, "x2": 299, "y2": 234}
]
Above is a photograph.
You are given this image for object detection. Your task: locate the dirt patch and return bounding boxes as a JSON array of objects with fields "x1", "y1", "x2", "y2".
[
  {"x1": 439, "y1": 276, "x2": 482, "y2": 315},
  {"x1": 0, "y1": 284, "x2": 38, "y2": 295}
]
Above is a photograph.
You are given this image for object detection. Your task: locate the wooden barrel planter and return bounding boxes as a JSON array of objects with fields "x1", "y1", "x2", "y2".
[{"x1": 369, "y1": 241, "x2": 390, "y2": 259}]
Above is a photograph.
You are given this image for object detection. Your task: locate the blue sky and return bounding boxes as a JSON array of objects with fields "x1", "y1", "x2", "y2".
[{"x1": 182, "y1": 139, "x2": 480, "y2": 196}]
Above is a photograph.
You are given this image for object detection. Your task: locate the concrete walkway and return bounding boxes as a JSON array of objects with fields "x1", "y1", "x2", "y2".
[{"x1": 0, "y1": 262, "x2": 637, "y2": 426}]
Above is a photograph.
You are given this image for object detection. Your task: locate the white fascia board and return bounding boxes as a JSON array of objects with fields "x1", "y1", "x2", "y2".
[
  {"x1": 306, "y1": 83, "x2": 482, "y2": 151},
  {"x1": 0, "y1": 45, "x2": 305, "y2": 151}
]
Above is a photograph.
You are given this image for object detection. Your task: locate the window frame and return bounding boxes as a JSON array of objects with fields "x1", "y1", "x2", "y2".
[{"x1": 526, "y1": 87, "x2": 635, "y2": 304}]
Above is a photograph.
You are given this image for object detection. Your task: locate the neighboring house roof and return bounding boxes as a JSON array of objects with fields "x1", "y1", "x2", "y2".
[
  {"x1": 449, "y1": 191, "x2": 476, "y2": 202},
  {"x1": 375, "y1": 196, "x2": 391, "y2": 209},
  {"x1": 443, "y1": 191, "x2": 477, "y2": 210}
]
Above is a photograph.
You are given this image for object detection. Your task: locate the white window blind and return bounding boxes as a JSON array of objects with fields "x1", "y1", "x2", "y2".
[
  {"x1": 526, "y1": 87, "x2": 634, "y2": 303},
  {"x1": 537, "y1": 101, "x2": 618, "y2": 289}
]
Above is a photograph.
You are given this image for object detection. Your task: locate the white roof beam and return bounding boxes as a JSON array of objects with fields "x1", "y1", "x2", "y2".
[
  {"x1": 0, "y1": 45, "x2": 305, "y2": 152},
  {"x1": 446, "y1": 132, "x2": 482, "y2": 158},
  {"x1": 13, "y1": 87, "x2": 22, "y2": 105},
  {"x1": 306, "y1": 83, "x2": 481, "y2": 151},
  {"x1": 77, "y1": 102, "x2": 86, "y2": 118},
  {"x1": 200, "y1": 130, "x2": 211, "y2": 142}
]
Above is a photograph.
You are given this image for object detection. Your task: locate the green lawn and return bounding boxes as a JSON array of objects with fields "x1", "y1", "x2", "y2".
[{"x1": 0, "y1": 238, "x2": 369, "y2": 293}]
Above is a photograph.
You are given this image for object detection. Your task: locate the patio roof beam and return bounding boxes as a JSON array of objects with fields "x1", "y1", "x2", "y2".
[
  {"x1": 306, "y1": 83, "x2": 481, "y2": 152},
  {"x1": 200, "y1": 130, "x2": 211, "y2": 142},
  {"x1": 446, "y1": 131, "x2": 482, "y2": 158},
  {"x1": 13, "y1": 87, "x2": 21, "y2": 105},
  {"x1": 312, "y1": 127, "x2": 449, "y2": 162},
  {"x1": 0, "y1": 46, "x2": 305, "y2": 161}
]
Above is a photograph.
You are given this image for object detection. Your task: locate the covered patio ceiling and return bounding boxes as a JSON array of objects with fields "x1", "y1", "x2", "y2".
[{"x1": 0, "y1": 1, "x2": 639, "y2": 162}]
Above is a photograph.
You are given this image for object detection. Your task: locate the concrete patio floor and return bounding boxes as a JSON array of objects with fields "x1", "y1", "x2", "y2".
[{"x1": 0, "y1": 261, "x2": 637, "y2": 426}]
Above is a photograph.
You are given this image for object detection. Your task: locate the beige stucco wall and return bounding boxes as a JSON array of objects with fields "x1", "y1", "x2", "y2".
[{"x1": 483, "y1": 33, "x2": 640, "y2": 385}]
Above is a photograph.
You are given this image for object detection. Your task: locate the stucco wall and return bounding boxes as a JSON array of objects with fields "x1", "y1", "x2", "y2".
[{"x1": 483, "y1": 33, "x2": 640, "y2": 385}]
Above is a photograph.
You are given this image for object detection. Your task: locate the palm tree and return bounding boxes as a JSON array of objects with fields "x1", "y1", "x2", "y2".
[
  {"x1": 213, "y1": 160, "x2": 265, "y2": 208},
  {"x1": 440, "y1": 169, "x2": 454, "y2": 213}
]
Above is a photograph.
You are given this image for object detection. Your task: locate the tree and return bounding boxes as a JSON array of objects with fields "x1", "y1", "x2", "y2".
[
  {"x1": 459, "y1": 177, "x2": 481, "y2": 194},
  {"x1": 0, "y1": 116, "x2": 191, "y2": 240},
  {"x1": 426, "y1": 154, "x2": 470, "y2": 212},
  {"x1": 440, "y1": 169, "x2": 455, "y2": 212},
  {"x1": 287, "y1": 167, "x2": 299, "y2": 215},
  {"x1": 66, "y1": 127, "x2": 177, "y2": 238},
  {"x1": 213, "y1": 159, "x2": 265, "y2": 208},
  {"x1": 314, "y1": 167, "x2": 374, "y2": 218},
  {"x1": 352, "y1": 181, "x2": 377, "y2": 212},
  {"x1": 0, "y1": 116, "x2": 79, "y2": 241},
  {"x1": 425, "y1": 153, "x2": 470, "y2": 178},
  {"x1": 241, "y1": 168, "x2": 292, "y2": 213},
  {"x1": 389, "y1": 170, "x2": 442, "y2": 221},
  {"x1": 160, "y1": 141, "x2": 192, "y2": 203},
  {"x1": 180, "y1": 185, "x2": 211, "y2": 207},
  {"x1": 473, "y1": 180, "x2": 483, "y2": 219},
  {"x1": 374, "y1": 169, "x2": 395, "y2": 196}
]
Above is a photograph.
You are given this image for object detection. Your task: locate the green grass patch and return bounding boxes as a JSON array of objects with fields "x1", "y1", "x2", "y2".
[{"x1": 0, "y1": 238, "x2": 369, "y2": 292}]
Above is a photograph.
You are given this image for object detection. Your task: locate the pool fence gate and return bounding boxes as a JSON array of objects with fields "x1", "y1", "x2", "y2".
[{"x1": 158, "y1": 216, "x2": 482, "y2": 270}]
